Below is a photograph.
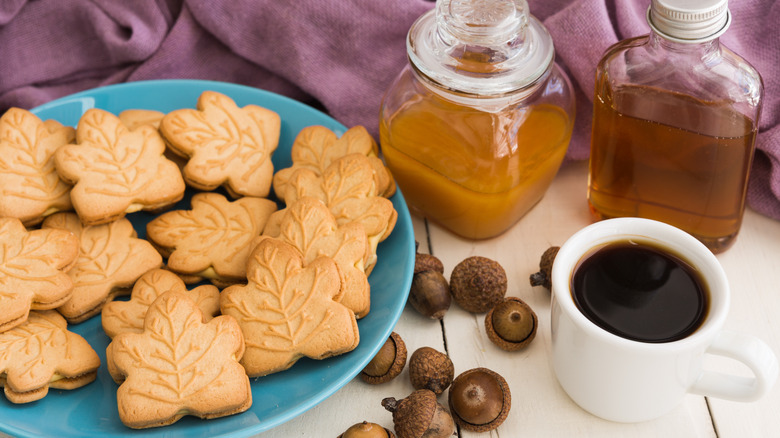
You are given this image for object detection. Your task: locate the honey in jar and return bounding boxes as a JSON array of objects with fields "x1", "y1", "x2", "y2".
[{"x1": 379, "y1": 0, "x2": 575, "y2": 240}]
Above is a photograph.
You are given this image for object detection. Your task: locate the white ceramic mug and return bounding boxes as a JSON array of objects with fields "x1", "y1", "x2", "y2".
[{"x1": 550, "y1": 218, "x2": 779, "y2": 423}]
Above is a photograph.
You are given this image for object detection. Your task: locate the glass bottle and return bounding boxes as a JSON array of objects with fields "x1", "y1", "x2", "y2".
[
  {"x1": 379, "y1": 0, "x2": 575, "y2": 240},
  {"x1": 588, "y1": 0, "x2": 763, "y2": 253}
]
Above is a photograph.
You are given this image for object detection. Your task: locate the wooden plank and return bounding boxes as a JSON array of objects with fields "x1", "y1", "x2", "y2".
[{"x1": 706, "y1": 207, "x2": 780, "y2": 438}]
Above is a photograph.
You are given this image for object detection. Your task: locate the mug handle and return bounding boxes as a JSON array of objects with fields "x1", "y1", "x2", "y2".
[{"x1": 690, "y1": 330, "x2": 779, "y2": 401}]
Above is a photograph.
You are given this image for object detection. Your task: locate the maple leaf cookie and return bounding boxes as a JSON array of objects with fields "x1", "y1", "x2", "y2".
[
  {"x1": 267, "y1": 154, "x2": 397, "y2": 274},
  {"x1": 0, "y1": 310, "x2": 100, "y2": 403},
  {"x1": 0, "y1": 217, "x2": 79, "y2": 333},
  {"x1": 53, "y1": 108, "x2": 186, "y2": 225},
  {"x1": 101, "y1": 269, "x2": 220, "y2": 339},
  {"x1": 220, "y1": 238, "x2": 359, "y2": 377},
  {"x1": 272, "y1": 125, "x2": 395, "y2": 201},
  {"x1": 159, "y1": 91, "x2": 281, "y2": 198},
  {"x1": 107, "y1": 290, "x2": 250, "y2": 429},
  {"x1": 268, "y1": 197, "x2": 371, "y2": 318},
  {"x1": 0, "y1": 108, "x2": 75, "y2": 226},
  {"x1": 146, "y1": 192, "x2": 277, "y2": 285},
  {"x1": 41, "y1": 212, "x2": 163, "y2": 324}
]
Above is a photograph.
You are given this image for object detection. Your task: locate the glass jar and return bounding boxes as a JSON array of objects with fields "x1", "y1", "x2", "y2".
[
  {"x1": 588, "y1": 0, "x2": 763, "y2": 253},
  {"x1": 379, "y1": 0, "x2": 575, "y2": 240}
]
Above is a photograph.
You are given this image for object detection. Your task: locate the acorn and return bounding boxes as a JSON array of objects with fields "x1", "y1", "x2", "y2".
[
  {"x1": 409, "y1": 250, "x2": 450, "y2": 319},
  {"x1": 409, "y1": 270, "x2": 451, "y2": 320},
  {"x1": 529, "y1": 246, "x2": 559, "y2": 290},
  {"x1": 408, "y1": 347, "x2": 454, "y2": 396},
  {"x1": 338, "y1": 421, "x2": 396, "y2": 437},
  {"x1": 485, "y1": 297, "x2": 538, "y2": 351},
  {"x1": 448, "y1": 367, "x2": 511, "y2": 432},
  {"x1": 361, "y1": 332, "x2": 407, "y2": 384},
  {"x1": 382, "y1": 389, "x2": 455, "y2": 438},
  {"x1": 450, "y1": 256, "x2": 507, "y2": 313}
]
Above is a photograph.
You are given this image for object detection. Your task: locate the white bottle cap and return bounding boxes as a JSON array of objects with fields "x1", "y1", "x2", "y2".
[{"x1": 647, "y1": 0, "x2": 731, "y2": 43}]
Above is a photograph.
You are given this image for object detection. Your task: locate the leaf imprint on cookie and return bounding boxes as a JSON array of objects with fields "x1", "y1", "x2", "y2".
[
  {"x1": 220, "y1": 238, "x2": 359, "y2": 377},
  {"x1": 272, "y1": 197, "x2": 370, "y2": 318},
  {"x1": 116, "y1": 296, "x2": 236, "y2": 400},
  {"x1": 160, "y1": 91, "x2": 280, "y2": 197},
  {"x1": 0, "y1": 310, "x2": 99, "y2": 398},
  {"x1": 53, "y1": 109, "x2": 185, "y2": 225},
  {"x1": 0, "y1": 109, "x2": 74, "y2": 225},
  {"x1": 146, "y1": 193, "x2": 276, "y2": 280},
  {"x1": 0, "y1": 218, "x2": 78, "y2": 332},
  {"x1": 42, "y1": 212, "x2": 163, "y2": 323},
  {"x1": 268, "y1": 154, "x2": 397, "y2": 272},
  {"x1": 101, "y1": 269, "x2": 219, "y2": 339},
  {"x1": 107, "y1": 290, "x2": 250, "y2": 427},
  {"x1": 272, "y1": 125, "x2": 375, "y2": 198},
  {"x1": 66, "y1": 110, "x2": 161, "y2": 197}
]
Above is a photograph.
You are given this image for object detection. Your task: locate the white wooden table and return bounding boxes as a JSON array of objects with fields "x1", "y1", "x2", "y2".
[
  {"x1": 262, "y1": 160, "x2": 780, "y2": 437},
  {"x1": 3, "y1": 161, "x2": 775, "y2": 437}
]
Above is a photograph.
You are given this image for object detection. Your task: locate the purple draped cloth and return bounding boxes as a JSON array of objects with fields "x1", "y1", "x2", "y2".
[{"x1": 1, "y1": 0, "x2": 778, "y2": 219}]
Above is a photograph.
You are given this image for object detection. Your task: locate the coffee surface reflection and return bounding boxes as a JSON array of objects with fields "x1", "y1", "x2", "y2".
[{"x1": 571, "y1": 241, "x2": 708, "y2": 343}]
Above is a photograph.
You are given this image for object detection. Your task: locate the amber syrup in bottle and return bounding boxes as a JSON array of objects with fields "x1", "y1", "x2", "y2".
[{"x1": 587, "y1": 0, "x2": 763, "y2": 253}]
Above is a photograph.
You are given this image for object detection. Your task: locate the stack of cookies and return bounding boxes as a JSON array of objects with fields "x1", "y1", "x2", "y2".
[
  {"x1": 0, "y1": 217, "x2": 98, "y2": 404},
  {"x1": 0, "y1": 90, "x2": 397, "y2": 429}
]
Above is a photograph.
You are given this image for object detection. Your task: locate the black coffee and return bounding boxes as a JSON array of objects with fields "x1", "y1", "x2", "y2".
[{"x1": 571, "y1": 241, "x2": 709, "y2": 343}]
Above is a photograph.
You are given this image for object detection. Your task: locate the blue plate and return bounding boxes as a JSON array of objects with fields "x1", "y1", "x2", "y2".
[{"x1": 0, "y1": 80, "x2": 415, "y2": 437}]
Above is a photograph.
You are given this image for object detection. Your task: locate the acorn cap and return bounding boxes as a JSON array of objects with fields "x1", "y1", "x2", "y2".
[
  {"x1": 382, "y1": 389, "x2": 438, "y2": 438},
  {"x1": 450, "y1": 256, "x2": 507, "y2": 313},
  {"x1": 484, "y1": 297, "x2": 538, "y2": 351},
  {"x1": 415, "y1": 252, "x2": 444, "y2": 274},
  {"x1": 361, "y1": 332, "x2": 407, "y2": 384},
  {"x1": 408, "y1": 347, "x2": 454, "y2": 395}
]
